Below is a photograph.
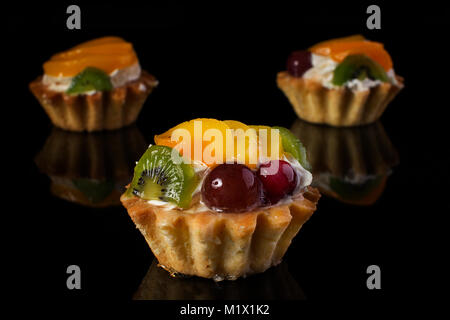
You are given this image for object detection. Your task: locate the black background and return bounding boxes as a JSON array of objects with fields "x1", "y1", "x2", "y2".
[{"x1": 5, "y1": 0, "x2": 449, "y2": 308}]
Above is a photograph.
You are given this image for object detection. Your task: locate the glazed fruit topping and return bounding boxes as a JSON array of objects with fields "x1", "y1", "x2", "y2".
[
  {"x1": 257, "y1": 160, "x2": 297, "y2": 204},
  {"x1": 43, "y1": 36, "x2": 138, "y2": 77},
  {"x1": 154, "y1": 119, "x2": 284, "y2": 168},
  {"x1": 154, "y1": 118, "x2": 232, "y2": 167},
  {"x1": 146, "y1": 120, "x2": 312, "y2": 211},
  {"x1": 201, "y1": 163, "x2": 263, "y2": 212},
  {"x1": 309, "y1": 35, "x2": 393, "y2": 71},
  {"x1": 287, "y1": 50, "x2": 312, "y2": 77}
]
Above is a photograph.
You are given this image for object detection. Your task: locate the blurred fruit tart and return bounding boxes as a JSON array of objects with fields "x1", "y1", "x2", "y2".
[
  {"x1": 277, "y1": 35, "x2": 404, "y2": 127},
  {"x1": 29, "y1": 36, "x2": 158, "y2": 132},
  {"x1": 121, "y1": 118, "x2": 320, "y2": 280}
]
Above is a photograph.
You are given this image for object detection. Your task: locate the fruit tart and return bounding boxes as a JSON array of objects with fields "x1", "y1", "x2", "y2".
[
  {"x1": 277, "y1": 35, "x2": 404, "y2": 126},
  {"x1": 291, "y1": 119, "x2": 399, "y2": 205},
  {"x1": 29, "y1": 36, "x2": 158, "y2": 132},
  {"x1": 121, "y1": 118, "x2": 320, "y2": 280}
]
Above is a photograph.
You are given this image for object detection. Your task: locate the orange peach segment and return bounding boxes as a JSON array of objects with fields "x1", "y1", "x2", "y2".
[
  {"x1": 50, "y1": 43, "x2": 135, "y2": 61},
  {"x1": 44, "y1": 54, "x2": 138, "y2": 77},
  {"x1": 155, "y1": 119, "x2": 285, "y2": 168},
  {"x1": 309, "y1": 36, "x2": 393, "y2": 71},
  {"x1": 155, "y1": 119, "x2": 231, "y2": 167},
  {"x1": 223, "y1": 120, "x2": 258, "y2": 169},
  {"x1": 43, "y1": 36, "x2": 138, "y2": 77},
  {"x1": 249, "y1": 125, "x2": 283, "y2": 161}
]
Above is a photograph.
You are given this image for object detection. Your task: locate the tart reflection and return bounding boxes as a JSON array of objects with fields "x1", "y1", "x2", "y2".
[
  {"x1": 34, "y1": 125, "x2": 147, "y2": 207},
  {"x1": 133, "y1": 259, "x2": 305, "y2": 300},
  {"x1": 291, "y1": 119, "x2": 399, "y2": 206}
]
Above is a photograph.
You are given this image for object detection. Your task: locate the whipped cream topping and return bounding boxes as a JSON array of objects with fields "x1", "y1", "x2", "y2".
[
  {"x1": 146, "y1": 155, "x2": 313, "y2": 213},
  {"x1": 303, "y1": 54, "x2": 398, "y2": 91},
  {"x1": 42, "y1": 62, "x2": 142, "y2": 93}
]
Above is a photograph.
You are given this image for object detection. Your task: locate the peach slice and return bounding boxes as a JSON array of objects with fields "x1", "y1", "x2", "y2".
[
  {"x1": 43, "y1": 36, "x2": 138, "y2": 77},
  {"x1": 155, "y1": 119, "x2": 285, "y2": 168},
  {"x1": 154, "y1": 119, "x2": 231, "y2": 167},
  {"x1": 223, "y1": 120, "x2": 258, "y2": 169},
  {"x1": 44, "y1": 54, "x2": 138, "y2": 77},
  {"x1": 50, "y1": 43, "x2": 135, "y2": 61},
  {"x1": 309, "y1": 35, "x2": 393, "y2": 71},
  {"x1": 249, "y1": 125, "x2": 283, "y2": 161}
]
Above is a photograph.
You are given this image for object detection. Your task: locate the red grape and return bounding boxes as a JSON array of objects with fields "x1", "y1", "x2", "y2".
[
  {"x1": 287, "y1": 50, "x2": 312, "y2": 77},
  {"x1": 202, "y1": 164, "x2": 263, "y2": 212},
  {"x1": 257, "y1": 160, "x2": 297, "y2": 204}
]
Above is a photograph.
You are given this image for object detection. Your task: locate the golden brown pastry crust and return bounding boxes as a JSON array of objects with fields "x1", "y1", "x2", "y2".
[
  {"x1": 29, "y1": 71, "x2": 158, "y2": 132},
  {"x1": 121, "y1": 186, "x2": 320, "y2": 280},
  {"x1": 277, "y1": 71, "x2": 404, "y2": 127}
]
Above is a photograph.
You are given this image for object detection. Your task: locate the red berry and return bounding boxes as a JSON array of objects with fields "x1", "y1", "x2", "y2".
[
  {"x1": 287, "y1": 50, "x2": 312, "y2": 77},
  {"x1": 202, "y1": 164, "x2": 263, "y2": 212},
  {"x1": 257, "y1": 160, "x2": 297, "y2": 204}
]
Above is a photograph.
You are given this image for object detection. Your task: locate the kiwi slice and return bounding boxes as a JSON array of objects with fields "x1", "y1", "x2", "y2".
[
  {"x1": 66, "y1": 67, "x2": 113, "y2": 95},
  {"x1": 332, "y1": 54, "x2": 389, "y2": 86},
  {"x1": 272, "y1": 126, "x2": 311, "y2": 171},
  {"x1": 128, "y1": 145, "x2": 198, "y2": 209}
]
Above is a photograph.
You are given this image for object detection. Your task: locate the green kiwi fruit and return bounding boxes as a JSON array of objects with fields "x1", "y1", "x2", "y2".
[
  {"x1": 272, "y1": 126, "x2": 311, "y2": 171},
  {"x1": 332, "y1": 54, "x2": 389, "y2": 86},
  {"x1": 128, "y1": 145, "x2": 198, "y2": 209},
  {"x1": 66, "y1": 67, "x2": 113, "y2": 95}
]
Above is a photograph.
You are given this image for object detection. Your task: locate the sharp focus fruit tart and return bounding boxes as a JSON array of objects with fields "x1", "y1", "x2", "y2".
[
  {"x1": 29, "y1": 36, "x2": 158, "y2": 132},
  {"x1": 277, "y1": 35, "x2": 404, "y2": 127},
  {"x1": 121, "y1": 118, "x2": 320, "y2": 280}
]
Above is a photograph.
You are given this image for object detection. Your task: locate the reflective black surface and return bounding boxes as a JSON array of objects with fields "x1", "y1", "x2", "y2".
[
  {"x1": 134, "y1": 260, "x2": 305, "y2": 300},
  {"x1": 291, "y1": 120, "x2": 399, "y2": 206},
  {"x1": 34, "y1": 126, "x2": 148, "y2": 207}
]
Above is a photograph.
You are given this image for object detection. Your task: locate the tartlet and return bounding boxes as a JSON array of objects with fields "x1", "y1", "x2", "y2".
[
  {"x1": 35, "y1": 125, "x2": 147, "y2": 207},
  {"x1": 277, "y1": 35, "x2": 404, "y2": 127},
  {"x1": 29, "y1": 36, "x2": 158, "y2": 132},
  {"x1": 290, "y1": 119, "x2": 399, "y2": 205},
  {"x1": 121, "y1": 119, "x2": 320, "y2": 280}
]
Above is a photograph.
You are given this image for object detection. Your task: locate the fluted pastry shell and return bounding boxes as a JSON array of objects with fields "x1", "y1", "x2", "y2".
[
  {"x1": 29, "y1": 71, "x2": 158, "y2": 132},
  {"x1": 121, "y1": 187, "x2": 320, "y2": 280},
  {"x1": 277, "y1": 71, "x2": 404, "y2": 127}
]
